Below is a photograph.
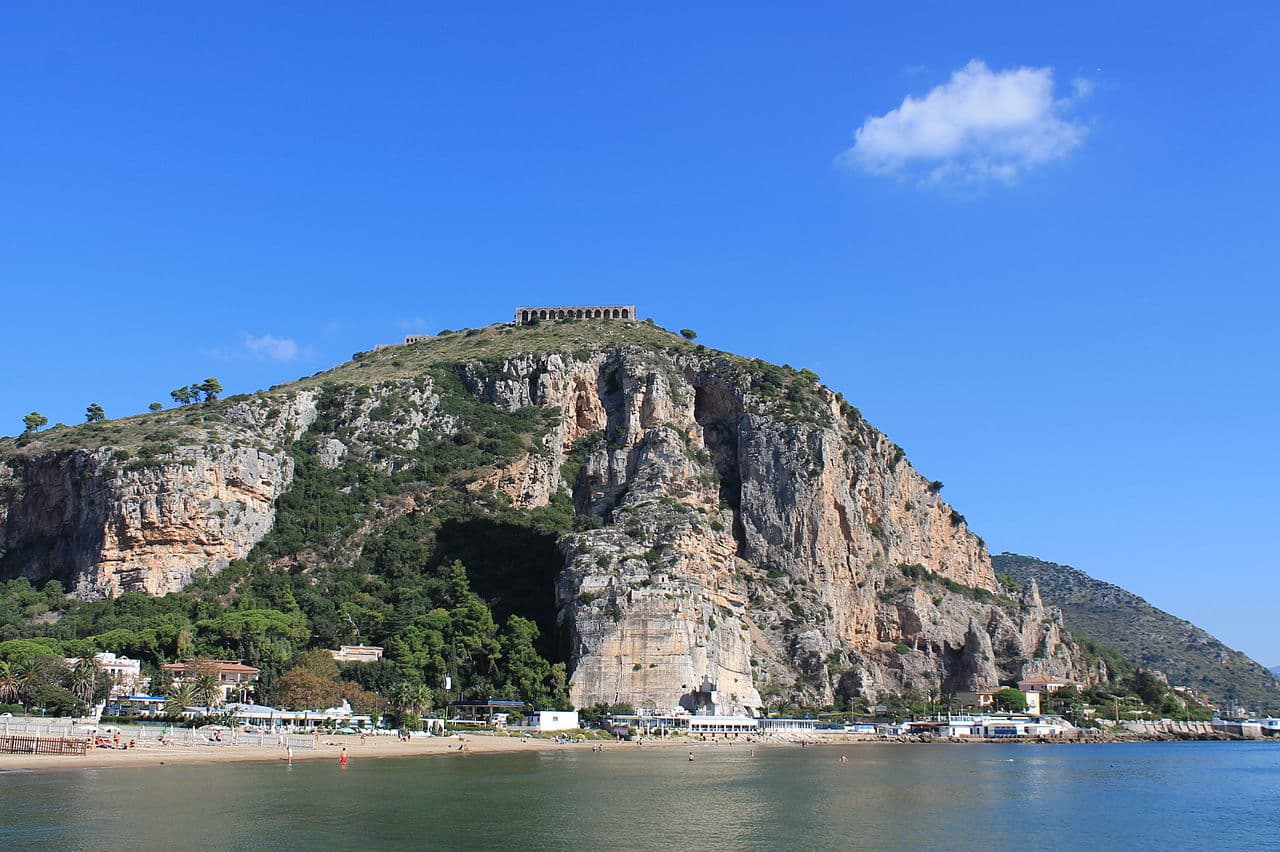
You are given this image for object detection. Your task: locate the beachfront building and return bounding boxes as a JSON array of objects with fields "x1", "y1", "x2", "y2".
[
  {"x1": 757, "y1": 718, "x2": 818, "y2": 733},
  {"x1": 162, "y1": 659, "x2": 260, "y2": 704},
  {"x1": 939, "y1": 716, "x2": 984, "y2": 738},
  {"x1": 689, "y1": 716, "x2": 760, "y2": 735},
  {"x1": 65, "y1": 652, "x2": 149, "y2": 698},
  {"x1": 611, "y1": 712, "x2": 757, "y2": 736},
  {"x1": 225, "y1": 700, "x2": 374, "y2": 731},
  {"x1": 524, "y1": 710, "x2": 579, "y2": 731},
  {"x1": 449, "y1": 698, "x2": 526, "y2": 727},
  {"x1": 107, "y1": 695, "x2": 168, "y2": 717},
  {"x1": 613, "y1": 711, "x2": 691, "y2": 736},
  {"x1": 329, "y1": 645, "x2": 384, "y2": 663},
  {"x1": 981, "y1": 715, "x2": 1076, "y2": 738}
]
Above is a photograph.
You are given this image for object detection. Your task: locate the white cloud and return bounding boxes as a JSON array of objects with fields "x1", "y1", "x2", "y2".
[
  {"x1": 840, "y1": 60, "x2": 1090, "y2": 185},
  {"x1": 243, "y1": 333, "x2": 300, "y2": 361}
]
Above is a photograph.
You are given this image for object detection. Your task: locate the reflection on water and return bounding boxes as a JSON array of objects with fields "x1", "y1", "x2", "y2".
[{"x1": 3, "y1": 742, "x2": 1278, "y2": 850}]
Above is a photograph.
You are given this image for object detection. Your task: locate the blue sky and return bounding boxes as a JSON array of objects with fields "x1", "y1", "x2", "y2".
[{"x1": 2, "y1": 4, "x2": 1278, "y2": 666}]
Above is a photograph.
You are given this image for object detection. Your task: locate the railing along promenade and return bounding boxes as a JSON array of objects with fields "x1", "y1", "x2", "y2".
[{"x1": 1, "y1": 718, "x2": 315, "y2": 750}]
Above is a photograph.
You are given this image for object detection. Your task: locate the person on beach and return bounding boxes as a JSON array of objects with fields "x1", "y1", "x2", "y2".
[
  {"x1": 287, "y1": 746, "x2": 293, "y2": 764},
  {"x1": 339, "y1": 747, "x2": 349, "y2": 767}
]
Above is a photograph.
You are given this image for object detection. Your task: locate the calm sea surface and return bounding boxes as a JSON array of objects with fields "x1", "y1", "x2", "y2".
[{"x1": 2, "y1": 741, "x2": 1277, "y2": 850}]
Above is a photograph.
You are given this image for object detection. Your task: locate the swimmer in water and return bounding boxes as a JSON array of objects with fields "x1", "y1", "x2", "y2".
[{"x1": 688, "y1": 752, "x2": 695, "y2": 761}]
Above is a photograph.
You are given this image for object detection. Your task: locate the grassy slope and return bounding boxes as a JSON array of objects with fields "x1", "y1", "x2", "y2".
[
  {"x1": 1, "y1": 318, "x2": 834, "y2": 457},
  {"x1": 0, "y1": 321, "x2": 694, "y2": 455},
  {"x1": 994, "y1": 552, "x2": 1280, "y2": 713}
]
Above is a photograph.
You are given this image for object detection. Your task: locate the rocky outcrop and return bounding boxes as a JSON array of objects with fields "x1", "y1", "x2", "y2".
[
  {"x1": 0, "y1": 444, "x2": 292, "y2": 597},
  {"x1": 455, "y1": 344, "x2": 1087, "y2": 712}
]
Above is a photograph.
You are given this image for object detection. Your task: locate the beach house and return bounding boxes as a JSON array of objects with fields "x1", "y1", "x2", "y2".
[
  {"x1": 162, "y1": 659, "x2": 260, "y2": 704},
  {"x1": 65, "y1": 652, "x2": 149, "y2": 698}
]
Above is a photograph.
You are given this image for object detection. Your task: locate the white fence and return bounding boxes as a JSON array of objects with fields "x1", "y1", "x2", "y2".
[{"x1": 0, "y1": 718, "x2": 315, "y2": 749}]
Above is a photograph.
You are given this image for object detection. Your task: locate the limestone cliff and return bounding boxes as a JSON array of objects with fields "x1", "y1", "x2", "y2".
[
  {"x1": 0, "y1": 320, "x2": 1096, "y2": 710},
  {"x1": 0, "y1": 404, "x2": 303, "y2": 597},
  {"x1": 482, "y1": 345, "x2": 1091, "y2": 712}
]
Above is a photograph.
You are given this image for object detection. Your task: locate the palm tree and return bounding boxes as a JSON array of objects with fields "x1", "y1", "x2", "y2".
[
  {"x1": 12, "y1": 661, "x2": 41, "y2": 710},
  {"x1": 68, "y1": 657, "x2": 102, "y2": 704},
  {"x1": 165, "y1": 682, "x2": 198, "y2": 716},
  {"x1": 390, "y1": 682, "x2": 433, "y2": 719},
  {"x1": 193, "y1": 673, "x2": 222, "y2": 710},
  {"x1": 0, "y1": 661, "x2": 18, "y2": 705}
]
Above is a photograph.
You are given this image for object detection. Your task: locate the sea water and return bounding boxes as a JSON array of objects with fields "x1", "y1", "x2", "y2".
[{"x1": 2, "y1": 741, "x2": 1277, "y2": 850}]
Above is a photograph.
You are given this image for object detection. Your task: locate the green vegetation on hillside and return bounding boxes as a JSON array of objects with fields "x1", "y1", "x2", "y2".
[
  {"x1": 0, "y1": 352, "x2": 585, "y2": 717},
  {"x1": 995, "y1": 552, "x2": 1280, "y2": 713}
]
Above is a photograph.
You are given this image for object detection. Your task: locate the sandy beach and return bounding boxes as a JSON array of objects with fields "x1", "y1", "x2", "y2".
[
  {"x1": 0, "y1": 733, "x2": 590, "y2": 772},
  {"x1": 3, "y1": 727, "x2": 1238, "y2": 773},
  {"x1": 0, "y1": 731, "x2": 767, "y2": 772}
]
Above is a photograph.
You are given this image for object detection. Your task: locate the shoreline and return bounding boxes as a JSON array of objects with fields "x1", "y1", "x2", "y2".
[{"x1": 1, "y1": 730, "x2": 1268, "y2": 774}]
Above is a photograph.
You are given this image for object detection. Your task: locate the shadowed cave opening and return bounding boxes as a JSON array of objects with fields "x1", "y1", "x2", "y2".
[
  {"x1": 693, "y1": 379, "x2": 746, "y2": 554},
  {"x1": 431, "y1": 518, "x2": 566, "y2": 662}
]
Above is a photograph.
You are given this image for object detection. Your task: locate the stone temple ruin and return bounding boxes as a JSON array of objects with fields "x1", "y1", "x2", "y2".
[{"x1": 515, "y1": 305, "x2": 636, "y2": 325}]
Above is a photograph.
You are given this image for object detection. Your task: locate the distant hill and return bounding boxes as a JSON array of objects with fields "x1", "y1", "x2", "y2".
[{"x1": 994, "y1": 553, "x2": 1280, "y2": 714}]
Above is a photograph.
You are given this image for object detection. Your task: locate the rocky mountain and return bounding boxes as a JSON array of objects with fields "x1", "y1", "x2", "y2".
[
  {"x1": 1, "y1": 319, "x2": 1098, "y2": 713},
  {"x1": 995, "y1": 553, "x2": 1280, "y2": 713}
]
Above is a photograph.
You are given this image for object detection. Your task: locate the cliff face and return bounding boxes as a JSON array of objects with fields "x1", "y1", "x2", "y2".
[
  {"x1": 0, "y1": 322, "x2": 1095, "y2": 710},
  {"x1": 453, "y1": 341, "x2": 1090, "y2": 711},
  {"x1": 0, "y1": 390, "x2": 319, "y2": 597},
  {"x1": 0, "y1": 445, "x2": 294, "y2": 598}
]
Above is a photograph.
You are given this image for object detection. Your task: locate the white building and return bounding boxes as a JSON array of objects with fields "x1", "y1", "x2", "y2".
[
  {"x1": 225, "y1": 700, "x2": 374, "y2": 731},
  {"x1": 65, "y1": 652, "x2": 149, "y2": 698},
  {"x1": 689, "y1": 716, "x2": 759, "y2": 734},
  {"x1": 329, "y1": 645, "x2": 384, "y2": 664},
  {"x1": 757, "y1": 718, "x2": 817, "y2": 733},
  {"x1": 526, "y1": 710, "x2": 579, "y2": 731}
]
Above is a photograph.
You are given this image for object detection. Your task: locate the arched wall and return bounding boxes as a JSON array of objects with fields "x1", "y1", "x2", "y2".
[{"x1": 513, "y1": 305, "x2": 639, "y2": 325}]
